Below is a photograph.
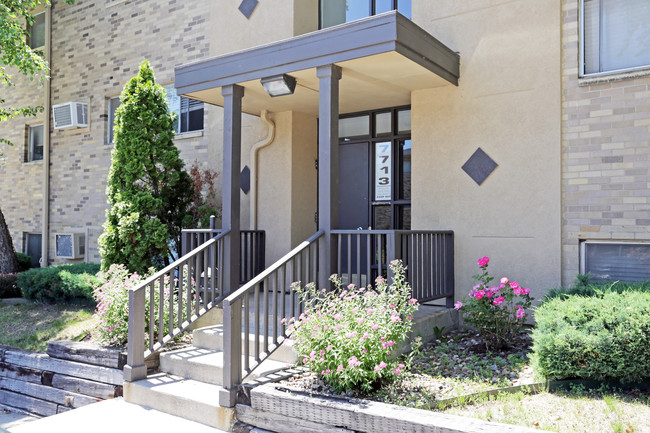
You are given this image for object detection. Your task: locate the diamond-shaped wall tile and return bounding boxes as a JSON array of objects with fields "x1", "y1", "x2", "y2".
[
  {"x1": 462, "y1": 147, "x2": 498, "y2": 185},
  {"x1": 241, "y1": 165, "x2": 251, "y2": 194},
  {"x1": 239, "y1": 0, "x2": 259, "y2": 19}
]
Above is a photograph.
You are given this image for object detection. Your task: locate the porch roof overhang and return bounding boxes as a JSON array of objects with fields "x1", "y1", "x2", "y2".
[{"x1": 174, "y1": 11, "x2": 459, "y2": 116}]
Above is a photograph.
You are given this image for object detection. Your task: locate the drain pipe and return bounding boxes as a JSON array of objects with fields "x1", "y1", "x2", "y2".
[
  {"x1": 40, "y1": 4, "x2": 53, "y2": 267},
  {"x1": 249, "y1": 110, "x2": 275, "y2": 230}
]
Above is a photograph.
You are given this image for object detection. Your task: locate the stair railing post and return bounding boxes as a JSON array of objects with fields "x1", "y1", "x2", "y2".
[
  {"x1": 220, "y1": 297, "x2": 242, "y2": 408},
  {"x1": 124, "y1": 287, "x2": 147, "y2": 382}
]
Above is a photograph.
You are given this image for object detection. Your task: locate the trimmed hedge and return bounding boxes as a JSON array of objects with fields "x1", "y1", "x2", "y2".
[
  {"x1": 543, "y1": 279, "x2": 650, "y2": 303},
  {"x1": 0, "y1": 274, "x2": 20, "y2": 298},
  {"x1": 17, "y1": 263, "x2": 101, "y2": 304},
  {"x1": 532, "y1": 291, "x2": 650, "y2": 383}
]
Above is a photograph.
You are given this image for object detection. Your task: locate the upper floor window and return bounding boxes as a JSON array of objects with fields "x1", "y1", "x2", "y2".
[
  {"x1": 581, "y1": 0, "x2": 650, "y2": 76},
  {"x1": 27, "y1": 124, "x2": 44, "y2": 162},
  {"x1": 28, "y1": 11, "x2": 46, "y2": 49},
  {"x1": 320, "y1": 0, "x2": 411, "y2": 29},
  {"x1": 164, "y1": 86, "x2": 204, "y2": 134}
]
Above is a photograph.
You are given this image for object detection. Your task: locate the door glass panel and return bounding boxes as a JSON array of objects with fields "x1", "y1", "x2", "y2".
[
  {"x1": 374, "y1": 112, "x2": 392, "y2": 137},
  {"x1": 373, "y1": 206, "x2": 391, "y2": 230},
  {"x1": 397, "y1": 0, "x2": 412, "y2": 18},
  {"x1": 25, "y1": 233, "x2": 42, "y2": 267},
  {"x1": 400, "y1": 139, "x2": 411, "y2": 199},
  {"x1": 399, "y1": 205, "x2": 411, "y2": 230},
  {"x1": 397, "y1": 109, "x2": 411, "y2": 134},
  {"x1": 375, "y1": 0, "x2": 393, "y2": 14},
  {"x1": 374, "y1": 142, "x2": 392, "y2": 201},
  {"x1": 339, "y1": 115, "x2": 370, "y2": 140}
]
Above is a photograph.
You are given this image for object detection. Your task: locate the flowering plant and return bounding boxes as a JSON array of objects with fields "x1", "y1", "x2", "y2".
[
  {"x1": 288, "y1": 260, "x2": 419, "y2": 393},
  {"x1": 455, "y1": 257, "x2": 533, "y2": 351}
]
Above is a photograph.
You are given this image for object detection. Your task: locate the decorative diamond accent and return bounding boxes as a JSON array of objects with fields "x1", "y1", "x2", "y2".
[
  {"x1": 240, "y1": 165, "x2": 251, "y2": 194},
  {"x1": 238, "y1": 0, "x2": 259, "y2": 19},
  {"x1": 462, "y1": 148, "x2": 498, "y2": 185}
]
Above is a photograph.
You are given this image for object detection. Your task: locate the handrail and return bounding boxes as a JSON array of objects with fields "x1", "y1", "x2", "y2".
[
  {"x1": 124, "y1": 230, "x2": 230, "y2": 382},
  {"x1": 219, "y1": 230, "x2": 324, "y2": 407}
]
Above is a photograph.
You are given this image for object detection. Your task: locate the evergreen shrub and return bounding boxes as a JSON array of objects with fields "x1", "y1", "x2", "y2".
[
  {"x1": 532, "y1": 291, "x2": 650, "y2": 383},
  {"x1": 0, "y1": 274, "x2": 20, "y2": 298},
  {"x1": 15, "y1": 252, "x2": 32, "y2": 272},
  {"x1": 17, "y1": 263, "x2": 101, "y2": 304}
]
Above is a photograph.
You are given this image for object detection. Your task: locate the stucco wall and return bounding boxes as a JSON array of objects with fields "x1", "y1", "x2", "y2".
[
  {"x1": 560, "y1": 0, "x2": 650, "y2": 285},
  {"x1": 410, "y1": 0, "x2": 562, "y2": 300}
]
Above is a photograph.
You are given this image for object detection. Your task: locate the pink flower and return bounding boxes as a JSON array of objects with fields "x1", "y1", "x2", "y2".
[
  {"x1": 510, "y1": 281, "x2": 519, "y2": 290},
  {"x1": 371, "y1": 323, "x2": 379, "y2": 330},
  {"x1": 493, "y1": 296, "x2": 505, "y2": 306},
  {"x1": 333, "y1": 313, "x2": 342, "y2": 320},
  {"x1": 521, "y1": 287, "x2": 531, "y2": 295},
  {"x1": 516, "y1": 308, "x2": 526, "y2": 319},
  {"x1": 366, "y1": 309, "x2": 374, "y2": 314},
  {"x1": 501, "y1": 277, "x2": 509, "y2": 284},
  {"x1": 391, "y1": 316, "x2": 402, "y2": 323},
  {"x1": 374, "y1": 365, "x2": 382, "y2": 372},
  {"x1": 361, "y1": 332, "x2": 369, "y2": 340},
  {"x1": 478, "y1": 256, "x2": 490, "y2": 267},
  {"x1": 389, "y1": 303, "x2": 396, "y2": 309},
  {"x1": 345, "y1": 331, "x2": 358, "y2": 338},
  {"x1": 394, "y1": 367, "x2": 401, "y2": 374},
  {"x1": 348, "y1": 356, "x2": 361, "y2": 367},
  {"x1": 386, "y1": 341, "x2": 394, "y2": 347},
  {"x1": 408, "y1": 298, "x2": 418, "y2": 304},
  {"x1": 320, "y1": 350, "x2": 325, "y2": 355},
  {"x1": 352, "y1": 307, "x2": 359, "y2": 313},
  {"x1": 362, "y1": 349, "x2": 367, "y2": 353},
  {"x1": 348, "y1": 284, "x2": 356, "y2": 289},
  {"x1": 379, "y1": 361, "x2": 387, "y2": 369},
  {"x1": 334, "y1": 324, "x2": 342, "y2": 330},
  {"x1": 337, "y1": 364, "x2": 344, "y2": 372},
  {"x1": 454, "y1": 301, "x2": 463, "y2": 310},
  {"x1": 358, "y1": 318, "x2": 365, "y2": 325},
  {"x1": 310, "y1": 351, "x2": 316, "y2": 361},
  {"x1": 474, "y1": 290, "x2": 485, "y2": 300},
  {"x1": 406, "y1": 315, "x2": 412, "y2": 320}
]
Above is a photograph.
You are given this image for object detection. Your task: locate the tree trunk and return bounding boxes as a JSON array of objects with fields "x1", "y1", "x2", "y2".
[{"x1": 0, "y1": 208, "x2": 19, "y2": 274}]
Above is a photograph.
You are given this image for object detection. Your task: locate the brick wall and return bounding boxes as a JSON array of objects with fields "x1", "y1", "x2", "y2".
[
  {"x1": 0, "y1": 0, "x2": 214, "y2": 264},
  {"x1": 561, "y1": 0, "x2": 650, "y2": 284}
]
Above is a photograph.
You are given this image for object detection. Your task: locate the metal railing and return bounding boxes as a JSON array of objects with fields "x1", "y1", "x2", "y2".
[
  {"x1": 125, "y1": 230, "x2": 229, "y2": 381},
  {"x1": 331, "y1": 230, "x2": 454, "y2": 305},
  {"x1": 220, "y1": 230, "x2": 324, "y2": 405},
  {"x1": 182, "y1": 228, "x2": 265, "y2": 285}
]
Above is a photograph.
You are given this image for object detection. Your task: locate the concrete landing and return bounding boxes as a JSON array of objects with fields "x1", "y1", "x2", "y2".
[{"x1": 7, "y1": 398, "x2": 227, "y2": 433}]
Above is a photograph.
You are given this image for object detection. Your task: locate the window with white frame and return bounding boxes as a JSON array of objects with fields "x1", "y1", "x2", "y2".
[
  {"x1": 107, "y1": 97, "x2": 121, "y2": 144},
  {"x1": 581, "y1": 0, "x2": 650, "y2": 76},
  {"x1": 164, "y1": 86, "x2": 204, "y2": 134},
  {"x1": 27, "y1": 124, "x2": 44, "y2": 162},
  {"x1": 580, "y1": 241, "x2": 650, "y2": 282},
  {"x1": 28, "y1": 11, "x2": 45, "y2": 49}
]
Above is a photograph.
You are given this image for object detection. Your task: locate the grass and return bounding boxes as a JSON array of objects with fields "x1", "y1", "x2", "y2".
[
  {"x1": 440, "y1": 385, "x2": 650, "y2": 433},
  {"x1": 0, "y1": 301, "x2": 96, "y2": 352}
]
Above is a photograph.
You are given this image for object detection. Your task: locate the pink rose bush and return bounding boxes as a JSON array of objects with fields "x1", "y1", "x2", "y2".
[
  {"x1": 455, "y1": 257, "x2": 534, "y2": 351},
  {"x1": 288, "y1": 260, "x2": 418, "y2": 393}
]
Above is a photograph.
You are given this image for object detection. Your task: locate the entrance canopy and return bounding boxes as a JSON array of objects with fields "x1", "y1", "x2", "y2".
[{"x1": 174, "y1": 11, "x2": 459, "y2": 115}]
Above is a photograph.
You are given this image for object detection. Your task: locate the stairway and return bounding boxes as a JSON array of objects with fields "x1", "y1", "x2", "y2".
[{"x1": 123, "y1": 309, "x2": 295, "y2": 431}]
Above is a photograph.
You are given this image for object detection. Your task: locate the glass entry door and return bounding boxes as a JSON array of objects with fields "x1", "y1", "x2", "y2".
[{"x1": 337, "y1": 107, "x2": 411, "y2": 230}]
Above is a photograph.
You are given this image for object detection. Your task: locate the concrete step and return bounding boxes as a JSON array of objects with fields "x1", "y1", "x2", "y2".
[
  {"x1": 193, "y1": 325, "x2": 299, "y2": 364},
  {"x1": 159, "y1": 347, "x2": 289, "y2": 386},
  {"x1": 123, "y1": 373, "x2": 234, "y2": 431}
]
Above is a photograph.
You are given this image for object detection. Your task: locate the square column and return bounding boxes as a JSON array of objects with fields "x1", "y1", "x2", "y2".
[
  {"x1": 222, "y1": 84, "x2": 244, "y2": 293},
  {"x1": 317, "y1": 64, "x2": 342, "y2": 289}
]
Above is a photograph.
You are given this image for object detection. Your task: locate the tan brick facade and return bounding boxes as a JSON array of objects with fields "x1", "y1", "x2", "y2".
[
  {"x1": 1, "y1": 0, "x2": 214, "y2": 264},
  {"x1": 561, "y1": 0, "x2": 650, "y2": 284}
]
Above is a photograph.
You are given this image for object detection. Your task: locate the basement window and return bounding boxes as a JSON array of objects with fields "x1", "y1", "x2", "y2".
[{"x1": 580, "y1": 241, "x2": 650, "y2": 282}]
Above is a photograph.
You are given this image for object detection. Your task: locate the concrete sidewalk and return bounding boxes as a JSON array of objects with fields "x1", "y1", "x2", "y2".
[{"x1": 5, "y1": 399, "x2": 228, "y2": 433}]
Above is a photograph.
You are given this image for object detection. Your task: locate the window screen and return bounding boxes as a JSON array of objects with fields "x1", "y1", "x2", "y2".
[{"x1": 583, "y1": 242, "x2": 650, "y2": 282}]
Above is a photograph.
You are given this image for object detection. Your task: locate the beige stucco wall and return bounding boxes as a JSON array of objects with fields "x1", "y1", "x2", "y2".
[
  {"x1": 410, "y1": 0, "x2": 562, "y2": 300},
  {"x1": 560, "y1": 0, "x2": 650, "y2": 285}
]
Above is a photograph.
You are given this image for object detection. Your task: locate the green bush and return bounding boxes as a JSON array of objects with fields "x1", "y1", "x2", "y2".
[
  {"x1": 15, "y1": 252, "x2": 32, "y2": 272},
  {"x1": 17, "y1": 263, "x2": 101, "y2": 304},
  {"x1": 0, "y1": 274, "x2": 20, "y2": 298},
  {"x1": 532, "y1": 291, "x2": 650, "y2": 383},
  {"x1": 543, "y1": 279, "x2": 650, "y2": 303}
]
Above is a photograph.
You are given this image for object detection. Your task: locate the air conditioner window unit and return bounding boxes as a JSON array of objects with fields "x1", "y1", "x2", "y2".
[
  {"x1": 55, "y1": 233, "x2": 85, "y2": 259},
  {"x1": 52, "y1": 102, "x2": 88, "y2": 129}
]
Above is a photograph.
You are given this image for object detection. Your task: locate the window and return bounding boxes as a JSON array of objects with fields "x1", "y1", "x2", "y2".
[
  {"x1": 581, "y1": 0, "x2": 650, "y2": 76},
  {"x1": 580, "y1": 241, "x2": 650, "y2": 282},
  {"x1": 28, "y1": 12, "x2": 46, "y2": 49},
  {"x1": 164, "y1": 86, "x2": 204, "y2": 134},
  {"x1": 107, "y1": 97, "x2": 121, "y2": 144},
  {"x1": 24, "y1": 233, "x2": 42, "y2": 268},
  {"x1": 27, "y1": 124, "x2": 44, "y2": 162},
  {"x1": 320, "y1": 0, "x2": 411, "y2": 29}
]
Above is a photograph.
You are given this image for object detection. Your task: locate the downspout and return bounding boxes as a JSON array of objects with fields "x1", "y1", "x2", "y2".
[
  {"x1": 41, "y1": 4, "x2": 52, "y2": 267},
  {"x1": 249, "y1": 110, "x2": 275, "y2": 230}
]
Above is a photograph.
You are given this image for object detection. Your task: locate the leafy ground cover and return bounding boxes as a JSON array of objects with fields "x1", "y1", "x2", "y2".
[{"x1": 0, "y1": 301, "x2": 95, "y2": 351}]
